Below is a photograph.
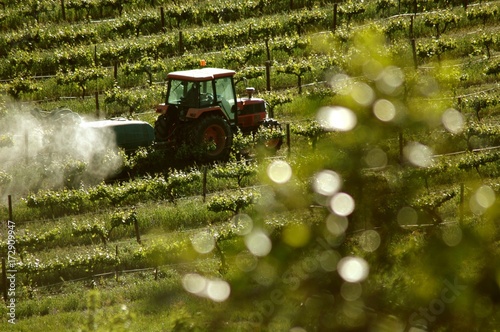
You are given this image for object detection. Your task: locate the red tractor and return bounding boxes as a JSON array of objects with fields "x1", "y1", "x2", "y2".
[{"x1": 154, "y1": 67, "x2": 282, "y2": 161}]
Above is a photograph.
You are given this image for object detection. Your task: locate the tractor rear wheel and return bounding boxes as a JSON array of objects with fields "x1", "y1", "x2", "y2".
[
  {"x1": 191, "y1": 115, "x2": 232, "y2": 161},
  {"x1": 154, "y1": 115, "x2": 170, "y2": 142}
]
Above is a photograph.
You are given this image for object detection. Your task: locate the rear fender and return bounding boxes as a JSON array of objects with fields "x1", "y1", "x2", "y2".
[
  {"x1": 156, "y1": 103, "x2": 169, "y2": 115},
  {"x1": 186, "y1": 107, "x2": 228, "y2": 120}
]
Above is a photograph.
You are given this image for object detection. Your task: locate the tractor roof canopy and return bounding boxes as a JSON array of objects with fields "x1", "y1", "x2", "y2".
[{"x1": 167, "y1": 68, "x2": 236, "y2": 82}]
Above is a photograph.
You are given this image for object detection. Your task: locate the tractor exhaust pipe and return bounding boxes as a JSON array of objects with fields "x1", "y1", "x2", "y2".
[{"x1": 246, "y1": 87, "x2": 255, "y2": 99}]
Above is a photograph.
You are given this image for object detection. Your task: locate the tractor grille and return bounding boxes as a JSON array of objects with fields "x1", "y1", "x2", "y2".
[{"x1": 240, "y1": 102, "x2": 265, "y2": 115}]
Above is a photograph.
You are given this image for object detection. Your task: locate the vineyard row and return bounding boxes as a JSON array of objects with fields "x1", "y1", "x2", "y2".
[
  {"x1": 2, "y1": 158, "x2": 499, "y2": 291},
  {"x1": 0, "y1": 0, "x2": 335, "y2": 32},
  {"x1": 1, "y1": 1, "x2": 499, "y2": 79},
  {"x1": 3, "y1": 124, "x2": 500, "y2": 225}
]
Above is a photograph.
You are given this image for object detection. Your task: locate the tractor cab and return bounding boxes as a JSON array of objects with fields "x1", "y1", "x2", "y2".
[
  {"x1": 154, "y1": 67, "x2": 279, "y2": 161},
  {"x1": 158, "y1": 68, "x2": 239, "y2": 124}
]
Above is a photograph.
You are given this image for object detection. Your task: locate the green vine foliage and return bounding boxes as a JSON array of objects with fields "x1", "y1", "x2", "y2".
[
  {"x1": 462, "y1": 93, "x2": 500, "y2": 121},
  {"x1": 291, "y1": 120, "x2": 326, "y2": 149},
  {"x1": 485, "y1": 59, "x2": 500, "y2": 77},
  {"x1": 121, "y1": 57, "x2": 166, "y2": 85},
  {"x1": 222, "y1": 44, "x2": 265, "y2": 68},
  {"x1": 416, "y1": 37, "x2": 457, "y2": 62},
  {"x1": 0, "y1": 6, "x2": 324, "y2": 78},
  {"x1": 410, "y1": 188, "x2": 457, "y2": 223},
  {"x1": 381, "y1": 16, "x2": 410, "y2": 40},
  {"x1": 275, "y1": 57, "x2": 314, "y2": 93},
  {"x1": 420, "y1": 11, "x2": 460, "y2": 37},
  {"x1": 466, "y1": 3, "x2": 500, "y2": 26},
  {"x1": 18, "y1": 246, "x2": 119, "y2": 281},
  {"x1": 234, "y1": 66, "x2": 266, "y2": 84},
  {"x1": 72, "y1": 219, "x2": 109, "y2": 245},
  {"x1": 471, "y1": 32, "x2": 498, "y2": 58},
  {"x1": 207, "y1": 190, "x2": 259, "y2": 215},
  {"x1": 0, "y1": 227, "x2": 62, "y2": 257},
  {"x1": 24, "y1": 169, "x2": 201, "y2": 217},
  {"x1": 56, "y1": 66, "x2": 106, "y2": 98},
  {"x1": 4, "y1": 75, "x2": 41, "y2": 100},
  {"x1": 260, "y1": 90, "x2": 293, "y2": 117},
  {"x1": 211, "y1": 160, "x2": 257, "y2": 187},
  {"x1": 72, "y1": 209, "x2": 137, "y2": 245},
  {"x1": 339, "y1": 0, "x2": 366, "y2": 24},
  {"x1": 133, "y1": 238, "x2": 191, "y2": 268},
  {"x1": 457, "y1": 150, "x2": 500, "y2": 172},
  {"x1": 104, "y1": 83, "x2": 156, "y2": 116}
]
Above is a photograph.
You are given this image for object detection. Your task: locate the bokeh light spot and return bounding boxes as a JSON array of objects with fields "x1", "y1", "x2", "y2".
[
  {"x1": 206, "y1": 279, "x2": 231, "y2": 302},
  {"x1": 330, "y1": 73, "x2": 351, "y2": 94},
  {"x1": 232, "y1": 213, "x2": 253, "y2": 236},
  {"x1": 373, "y1": 99, "x2": 396, "y2": 122},
  {"x1": 397, "y1": 206, "x2": 418, "y2": 226},
  {"x1": 362, "y1": 59, "x2": 384, "y2": 80},
  {"x1": 340, "y1": 282, "x2": 363, "y2": 301},
  {"x1": 474, "y1": 296, "x2": 494, "y2": 319},
  {"x1": 365, "y1": 148, "x2": 388, "y2": 168},
  {"x1": 290, "y1": 327, "x2": 307, "y2": 332},
  {"x1": 442, "y1": 108, "x2": 464, "y2": 134},
  {"x1": 359, "y1": 230, "x2": 381, "y2": 252},
  {"x1": 403, "y1": 142, "x2": 433, "y2": 167},
  {"x1": 469, "y1": 185, "x2": 496, "y2": 215},
  {"x1": 330, "y1": 192, "x2": 355, "y2": 216},
  {"x1": 182, "y1": 273, "x2": 207, "y2": 294},
  {"x1": 418, "y1": 76, "x2": 439, "y2": 96},
  {"x1": 183, "y1": 274, "x2": 231, "y2": 302},
  {"x1": 245, "y1": 230, "x2": 272, "y2": 257},
  {"x1": 442, "y1": 224, "x2": 463, "y2": 247},
  {"x1": 326, "y1": 214, "x2": 349, "y2": 235},
  {"x1": 252, "y1": 261, "x2": 277, "y2": 286},
  {"x1": 267, "y1": 160, "x2": 292, "y2": 184},
  {"x1": 191, "y1": 231, "x2": 215, "y2": 254},
  {"x1": 474, "y1": 185, "x2": 496, "y2": 208},
  {"x1": 317, "y1": 106, "x2": 357, "y2": 132},
  {"x1": 351, "y1": 82, "x2": 375, "y2": 107},
  {"x1": 283, "y1": 222, "x2": 311, "y2": 248},
  {"x1": 235, "y1": 250, "x2": 258, "y2": 272},
  {"x1": 313, "y1": 170, "x2": 342, "y2": 196},
  {"x1": 338, "y1": 257, "x2": 369, "y2": 283},
  {"x1": 376, "y1": 66, "x2": 404, "y2": 95},
  {"x1": 318, "y1": 250, "x2": 341, "y2": 272}
]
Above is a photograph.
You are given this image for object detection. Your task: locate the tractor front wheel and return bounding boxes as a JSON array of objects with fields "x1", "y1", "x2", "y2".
[
  {"x1": 191, "y1": 115, "x2": 232, "y2": 161},
  {"x1": 261, "y1": 118, "x2": 283, "y2": 151}
]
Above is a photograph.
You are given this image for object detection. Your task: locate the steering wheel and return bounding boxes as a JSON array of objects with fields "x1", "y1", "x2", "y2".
[{"x1": 204, "y1": 93, "x2": 214, "y2": 104}]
